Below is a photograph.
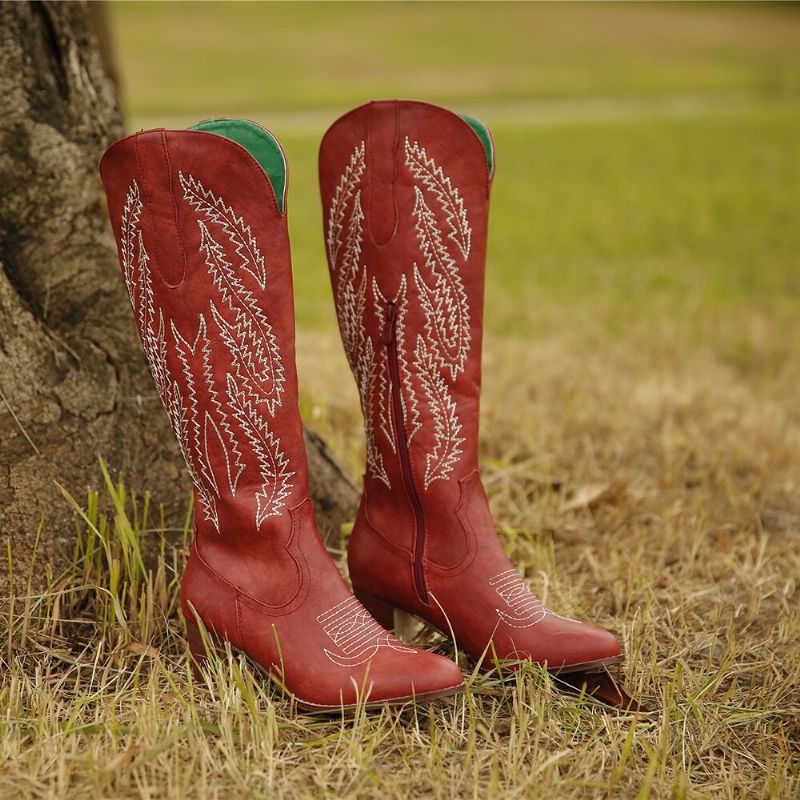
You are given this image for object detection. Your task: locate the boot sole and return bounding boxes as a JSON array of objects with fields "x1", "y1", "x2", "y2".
[
  {"x1": 185, "y1": 617, "x2": 464, "y2": 713},
  {"x1": 353, "y1": 586, "x2": 626, "y2": 675}
]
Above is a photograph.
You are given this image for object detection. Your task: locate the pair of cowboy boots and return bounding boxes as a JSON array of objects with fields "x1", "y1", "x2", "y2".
[{"x1": 100, "y1": 100, "x2": 622, "y2": 711}]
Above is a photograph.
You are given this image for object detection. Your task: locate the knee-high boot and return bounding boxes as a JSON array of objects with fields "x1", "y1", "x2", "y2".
[{"x1": 319, "y1": 101, "x2": 622, "y2": 673}]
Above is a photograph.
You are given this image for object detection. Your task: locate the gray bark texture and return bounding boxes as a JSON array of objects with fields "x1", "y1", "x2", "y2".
[{"x1": 0, "y1": 1, "x2": 358, "y2": 598}]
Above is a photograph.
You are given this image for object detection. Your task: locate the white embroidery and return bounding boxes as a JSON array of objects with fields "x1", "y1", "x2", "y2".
[
  {"x1": 326, "y1": 145, "x2": 389, "y2": 487},
  {"x1": 179, "y1": 171, "x2": 267, "y2": 290},
  {"x1": 120, "y1": 184, "x2": 218, "y2": 527},
  {"x1": 225, "y1": 373, "x2": 293, "y2": 525},
  {"x1": 119, "y1": 176, "x2": 294, "y2": 530},
  {"x1": 334, "y1": 192, "x2": 367, "y2": 365},
  {"x1": 171, "y1": 317, "x2": 222, "y2": 526},
  {"x1": 327, "y1": 137, "x2": 474, "y2": 491},
  {"x1": 326, "y1": 142, "x2": 366, "y2": 266},
  {"x1": 414, "y1": 337, "x2": 464, "y2": 489},
  {"x1": 411, "y1": 187, "x2": 471, "y2": 381},
  {"x1": 120, "y1": 181, "x2": 142, "y2": 301},
  {"x1": 196, "y1": 217, "x2": 284, "y2": 416},
  {"x1": 199, "y1": 316, "x2": 245, "y2": 497},
  {"x1": 316, "y1": 596, "x2": 414, "y2": 668},
  {"x1": 404, "y1": 137, "x2": 471, "y2": 261},
  {"x1": 119, "y1": 188, "x2": 160, "y2": 422},
  {"x1": 489, "y1": 570, "x2": 575, "y2": 628},
  {"x1": 404, "y1": 142, "x2": 472, "y2": 488}
]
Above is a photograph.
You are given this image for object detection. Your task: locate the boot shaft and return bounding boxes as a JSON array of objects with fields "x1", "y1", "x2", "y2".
[
  {"x1": 320, "y1": 100, "x2": 494, "y2": 484},
  {"x1": 101, "y1": 123, "x2": 309, "y2": 551},
  {"x1": 320, "y1": 100, "x2": 495, "y2": 584}
]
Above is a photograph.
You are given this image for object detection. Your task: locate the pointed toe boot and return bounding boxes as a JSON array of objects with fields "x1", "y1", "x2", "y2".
[
  {"x1": 100, "y1": 118, "x2": 464, "y2": 709},
  {"x1": 319, "y1": 100, "x2": 623, "y2": 674}
]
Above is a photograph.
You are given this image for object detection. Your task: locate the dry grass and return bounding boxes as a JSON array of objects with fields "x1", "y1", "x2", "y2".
[{"x1": 2, "y1": 328, "x2": 798, "y2": 799}]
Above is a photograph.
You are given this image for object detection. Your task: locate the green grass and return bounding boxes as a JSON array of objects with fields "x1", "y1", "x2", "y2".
[
  {"x1": 280, "y1": 102, "x2": 800, "y2": 370},
  {"x1": 110, "y1": 2, "x2": 800, "y2": 371},
  {"x1": 112, "y1": 2, "x2": 800, "y2": 115}
]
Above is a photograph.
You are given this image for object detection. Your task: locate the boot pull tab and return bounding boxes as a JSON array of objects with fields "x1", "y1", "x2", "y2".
[{"x1": 382, "y1": 302, "x2": 397, "y2": 347}]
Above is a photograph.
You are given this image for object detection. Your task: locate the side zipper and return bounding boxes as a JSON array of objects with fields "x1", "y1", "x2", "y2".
[{"x1": 382, "y1": 301, "x2": 429, "y2": 604}]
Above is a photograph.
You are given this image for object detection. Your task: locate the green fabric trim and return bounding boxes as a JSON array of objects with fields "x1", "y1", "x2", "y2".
[
  {"x1": 190, "y1": 118, "x2": 286, "y2": 213},
  {"x1": 459, "y1": 113, "x2": 494, "y2": 175}
]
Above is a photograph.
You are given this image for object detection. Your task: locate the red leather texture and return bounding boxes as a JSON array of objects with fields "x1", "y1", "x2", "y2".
[
  {"x1": 320, "y1": 100, "x2": 622, "y2": 672},
  {"x1": 100, "y1": 124, "x2": 463, "y2": 708}
]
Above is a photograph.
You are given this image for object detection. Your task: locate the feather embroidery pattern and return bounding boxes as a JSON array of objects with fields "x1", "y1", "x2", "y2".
[
  {"x1": 326, "y1": 143, "x2": 389, "y2": 487},
  {"x1": 119, "y1": 175, "x2": 294, "y2": 530},
  {"x1": 404, "y1": 141, "x2": 473, "y2": 487},
  {"x1": 119, "y1": 181, "x2": 220, "y2": 528},
  {"x1": 414, "y1": 337, "x2": 464, "y2": 488},
  {"x1": 373, "y1": 275, "x2": 421, "y2": 450},
  {"x1": 179, "y1": 171, "x2": 268, "y2": 290},
  {"x1": 326, "y1": 138, "x2": 473, "y2": 490},
  {"x1": 171, "y1": 318, "x2": 221, "y2": 527},
  {"x1": 410, "y1": 186, "x2": 471, "y2": 381},
  {"x1": 193, "y1": 210, "x2": 285, "y2": 416},
  {"x1": 326, "y1": 142, "x2": 366, "y2": 266},
  {"x1": 404, "y1": 137, "x2": 471, "y2": 261}
]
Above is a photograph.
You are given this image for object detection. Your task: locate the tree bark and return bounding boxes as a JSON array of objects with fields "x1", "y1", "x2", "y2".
[{"x1": 0, "y1": 2, "x2": 357, "y2": 597}]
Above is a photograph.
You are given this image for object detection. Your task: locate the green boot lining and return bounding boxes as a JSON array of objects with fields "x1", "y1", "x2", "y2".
[
  {"x1": 189, "y1": 114, "x2": 489, "y2": 209},
  {"x1": 459, "y1": 113, "x2": 494, "y2": 175},
  {"x1": 190, "y1": 118, "x2": 286, "y2": 213}
]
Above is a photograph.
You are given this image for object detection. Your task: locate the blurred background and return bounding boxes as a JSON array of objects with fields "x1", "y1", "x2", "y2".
[{"x1": 106, "y1": 1, "x2": 800, "y2": 379}]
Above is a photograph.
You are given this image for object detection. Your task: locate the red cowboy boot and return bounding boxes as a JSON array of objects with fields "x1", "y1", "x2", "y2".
[
  {"x1": 99, "y1": 119, "x2": 464, "y2": 710},
  {"x1": 319, "y1": 100, "x2": 623, "y2": 673}
]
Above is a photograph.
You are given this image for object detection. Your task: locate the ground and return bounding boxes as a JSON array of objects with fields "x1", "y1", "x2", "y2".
[{"x1": 2, "y1": 3, "x2": 799, "y2": 798}]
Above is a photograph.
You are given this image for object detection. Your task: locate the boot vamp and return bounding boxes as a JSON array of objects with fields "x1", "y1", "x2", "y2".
[
  {"x1": 188, "y1": 498, "x2": 464, "y2": 709},
  {"x1": 241, "y1": 593, "x2": 464, "y2": 708},
  {"x1": 427, "y1": 529, "x2": 622, "y2": 670}
]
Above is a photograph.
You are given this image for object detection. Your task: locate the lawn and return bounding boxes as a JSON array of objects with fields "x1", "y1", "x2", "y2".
[{"x1": 2, "y1": 3, "x2": 799, "y2": 798}]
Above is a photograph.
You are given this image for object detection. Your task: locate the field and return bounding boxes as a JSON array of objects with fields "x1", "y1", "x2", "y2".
[{"x1": 3, "y1": 2, "x2": 800, "y2": 798}]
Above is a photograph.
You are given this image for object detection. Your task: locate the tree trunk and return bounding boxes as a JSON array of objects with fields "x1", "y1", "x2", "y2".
[{"x1": 0, "y1": 2, "x2": 357, "y2": 597}]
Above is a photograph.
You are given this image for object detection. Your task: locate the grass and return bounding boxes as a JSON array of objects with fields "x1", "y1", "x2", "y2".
[
  {"x1": 280, "y1": 102, "x2": 800, "y2": 370},
  {"x1": 3, "y1": 2, "x2": 800, "y2": 798},
  {"x1": 112, "y1": 2, "x2": 800, "y2": 116},
  {"x1": 2, "y1": 335, "x2": 798, "y2": 798}
]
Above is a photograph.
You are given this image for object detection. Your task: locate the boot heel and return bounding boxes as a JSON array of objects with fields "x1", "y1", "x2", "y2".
[{"x1": 353, "y1": 586, "x2": 398, "y2": 631}]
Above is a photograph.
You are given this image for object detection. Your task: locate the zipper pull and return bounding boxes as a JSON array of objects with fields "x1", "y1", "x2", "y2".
[{"x1": 382, "y1": 302, "x2": 397, "y2": 346}]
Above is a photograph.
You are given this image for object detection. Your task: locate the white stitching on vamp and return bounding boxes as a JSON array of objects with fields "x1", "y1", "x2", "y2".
[
  {"x1": 316, "y1": 596, "x2": 415, "y2": 668},
  {"x1": 489, "y1": 569, "x2": 548, "y2": 628},
  {"x1": 489, "y1": 569, "x2": 578, "y2": 628}
]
